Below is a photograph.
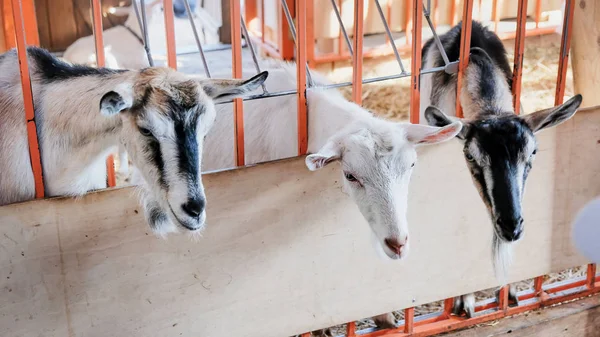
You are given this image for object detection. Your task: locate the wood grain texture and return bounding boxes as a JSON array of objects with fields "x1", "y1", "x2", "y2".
[
  {"x1": 572, "y1": 0, "x2": 600, "y2": 108},
  {"x1": 1, "y1": 108, "x2": 599, "y2": 337}
]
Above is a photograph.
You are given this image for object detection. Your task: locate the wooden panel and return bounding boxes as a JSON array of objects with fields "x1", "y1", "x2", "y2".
[
  {"x1": 572, "y1": 0, "x2": 600, "y2": 108},
  {"x1": 1, "y1": 108, "x2": 599, "y2": 337},
  {"x1": 444, "y1": 295, "x2": 600, "y2": 337}
]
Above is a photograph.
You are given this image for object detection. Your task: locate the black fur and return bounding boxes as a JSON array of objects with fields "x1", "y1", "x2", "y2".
[
  {"x1": 422, "y1": 21, "x2": 513, "y2": 89},
  {"x1": 148, "y1": 203, "x2": 168, "y2": 230},
  {"x1": 469, "y1": 48, "x2": 499, "y2": 105},
  {"x1": 171, "y1": 100, "x2": 201, "y2": 194},
  {"x1": 146, "y1": 137, "x2": 167, "y2": 189},
  {"x1": 26, "y1": 47, "x2": 125, "y2": 83}
]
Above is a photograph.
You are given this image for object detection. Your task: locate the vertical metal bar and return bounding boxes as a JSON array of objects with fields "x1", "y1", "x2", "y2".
[
  {"x1": 498, "y1": 285, "x2": 509, "y2": 312},
  {"x1": 337, "y1": 0, "x2": 343, "y2": 56},
  {"x1": 260, "y1": 0, "x2": 265, "y2": 44},
  {"x1": 374, "y1": 0, "x2": 406, "y2": 74},
  {"x1": 163, "y1": 0, "x2": 178, "y2": 69},
  {"x1": 281, "y1": 0, "x2": 314, "y2": 85},
  {"x1": 279, "y1": 0, "x2": 295, "y2": 60},
  {"x1": 91, "y1": 0, "x2": 116, "y2": 188},
  {"x1": 330, "y1": 0, "x2": 353, "y2": 57},
  {"x1": 535, "y1": 0, "x2": 542, "y2": 28},
  {"x1": 534, "y1": 276, "x2": 544, "y2": 294},
  {"x1": 385, "y1": 0, "x2": 392, "y2": 44},
  {"x1": 410, "y1": 0, "x2": 423, "y2": 124},
  {"x1": 241, "y1": 17, "x2": 268, "y2": 94},
  {"x1": 587, "y1": 264, "x2": 597, "y2": 289},
  {"x1": 183, "y1": 0, "x2": 211, "y2": 77},
  {"x1": 10, "y1": 0, "x2": 44, "y2": 198},
  {"x1": 512, "y1": 0, "x2": 528, "y2": 115},
  {"x1": 296, "y1": 0, "x2": 308, "y2": 155},
  {"x1": 346, "y1": 321, "x2": 357, "y2": 337},
  {"x1": 404, "y1": 307, "x2": 415, "y2": 333},
  {"x1": 450, "y1": 0, "x2": 458, "y2": 26},
  {"x1": 433, "y1": 0, "x2": 439, "y2": 28},
  {"x1": 20, "y1": 0, "x2": 39, "y2": 45},
  {"x1": 231, "y1": 0, "x2": 245, "y2": 166},
  {"x1": 352, "y1": 0, "x2": 364, "y2": 105},
  {"x1": 245, "y1": 0, "x2": 257, "y2": 23},
  {"x1": 555, "y1": 0, "x2": 575, "y2": 106},
  {"x1": 424, "y1": 3, "x2": 449, "y2": 65},
  {"x1": 455, "y1": 0, "x2": 474, "y2": 118},
  {"x1": 138, "y1": 0, "x2": 155, "y2": 66},
  {"x1": 443, "y1": 298, "x2": 454, "y2": 317}
]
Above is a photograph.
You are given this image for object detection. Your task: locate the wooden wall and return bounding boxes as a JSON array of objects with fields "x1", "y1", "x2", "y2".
[
  {"x1": 34, "y1": 0, "x2": 128, "y2": 52},
  {"x1": 1, "y1": 107, "x2": 598, "y2": 337}
]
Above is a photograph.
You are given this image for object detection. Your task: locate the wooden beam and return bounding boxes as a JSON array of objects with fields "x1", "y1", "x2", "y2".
[
  {"x1": 220, "y1": 0, "x2": 231, "y2": 44},
  {"x1": 571, "y1": 0, "x2": 599, "y2": 108},
  {"x1": 1, "y1": 108, "x2": 599, "y2": 337},
  {"x1": 1, "y1": 0, "x2": 39, "y2": 49}
]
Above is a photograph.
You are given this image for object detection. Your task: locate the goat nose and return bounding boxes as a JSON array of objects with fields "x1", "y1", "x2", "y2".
[
  {"x1": 181, "y1": 198, "x2": 205, "y2": 218},
  {"x1": 384, "y1": 238, "x2": 404, "y2": 255}
]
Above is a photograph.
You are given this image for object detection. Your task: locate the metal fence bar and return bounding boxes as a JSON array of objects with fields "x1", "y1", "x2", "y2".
[
  {"x1": 352, "y1": 0, "x2": 364, "y2": 104},
  {"x1": 329, "y1": 0, "x2": 353, "y2": 57},
  {"x1": 346, "y1": 321, "x2": 357, "y2": 337},
  {"x1": 90, "y1": 0, "x2": 117, "y2": 188},
  {"x1": 410, "y1": 0, "x2": 423, "y2": 124},
  {"x1": 555, "y1": 0, "x2": 575, "y2": 106},
  {"x1": 279, "y1": 0, "x2": 295, "y2": 60},
  {"x1": 163, "y1": 0, "x2": 178, "y2": 69},
  {"x1": 404, "y1": 307, "x2": 415, "y2": 333},
  {"x1": 511, "y1": 0, "x2": 528, "y2": 115},
  {"x1": 374, "y1": 0, "x2": 407, "y2": 74},
  {"x1": 280, "y1": 0, "x2": 314, "y2": 86},
  {"x1": 183, "y1": 0, "x2": 211, "y2": 77},
  {"x1": 296, "y1": 0, "x2": 308, "y2": 155},
  {"x1": 423, "y1": 3, "x2": 450, "y2": 66},
  {"x1": 588, "y1": 264, "x2": 597, "y2": 289},
  {"x1": 133, "y1": 0, "x2": 155, "y2": 66},
  {"x1": 11, "y1": 0, "x2": 44, "y2": 198},
  {"x1": 492, "y1": 0, "x2": 499, "y2": 33},
  {"x1": 535, "y1": 0, "x2": 542, "y2": 28},
  {"x1": 404, "y1": 0, "x2": 412, "y2": 44},
  {"x1": 231, "y1": 0, "x2": 245, "y2": 166},
  {"x1": 455, "y1": 0, "x2": 474, "y2": 118},
  {"x1": 241, "y1": 17, "x2": 268, "y2": 94}
]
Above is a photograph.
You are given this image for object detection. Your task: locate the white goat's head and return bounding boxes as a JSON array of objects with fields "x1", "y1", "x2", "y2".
[
  {"x1": 306, "y1": 118, "x2": 463, "y2": 260},
  {"x1": 100, "y1": 67, "x2": 268, "y2": 233}
]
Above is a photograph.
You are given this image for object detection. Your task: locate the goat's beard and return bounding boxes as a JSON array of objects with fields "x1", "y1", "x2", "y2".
[{"x1": 492, "y1": 234, "x2": 513, "y2": 285}]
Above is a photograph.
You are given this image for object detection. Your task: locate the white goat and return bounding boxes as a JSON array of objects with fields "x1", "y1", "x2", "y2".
[
  {"x1": 201, "y1": 63, "x2": 463, "y2": 333},
  {"x1": 0, "y1": 47, "x2": 267, "y2": 235},
  {"x1": 419, "y1": 21, "x2": 582, "y2": 317}
]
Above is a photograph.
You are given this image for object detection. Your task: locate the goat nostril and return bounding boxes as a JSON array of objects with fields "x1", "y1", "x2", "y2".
[
  {"x1": 496, "y1": 218, "x2": 504, "y2": 227},
  {"x1": 384, "y1": 238, "x2": 404, "y2": 255},
  {"x1": 181, "y1": 198, "x2": 205, "y2": 218}
]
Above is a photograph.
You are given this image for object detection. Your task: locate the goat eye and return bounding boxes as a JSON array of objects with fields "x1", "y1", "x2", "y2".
[
  {"x1": 138, "y1": 127, "x2": 153, "y2": 137},
  {"x1": 465, "y1": 153, "x2": 475, "y2": 162},
  {"x1": 344, "y1": 172, "x2": 358, "y2": 182},
  {"x1": 532, "y1": 149, "x2": 537, "y2": 156}
]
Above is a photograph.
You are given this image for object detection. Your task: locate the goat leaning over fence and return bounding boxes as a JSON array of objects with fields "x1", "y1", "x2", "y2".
[
  {"x1": 419, "y1": 21, "x2": 582, "y2": 317},
  {"x1": 201, "y1": 63, "x2": 463, "y2": 334},
  {"x1": 0, "y1": 47, "x2": 267, "y2": 235}
]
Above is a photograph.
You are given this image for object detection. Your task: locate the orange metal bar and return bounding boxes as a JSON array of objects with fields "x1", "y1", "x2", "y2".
[
  {"x1": 163, "y1": 0, "x2": 177, "y2": 69},
  {"x1": 511, "y1": 0, "x2": 528, "y2": 115},
  {"x1": 296, "y1": 0, "x2": 308, "y2": 155},
  {"x1": 450, "y1": 0, "x2": 459, "y2": 26},
  {"x1": 555, "y1": 0, "x2": 575, "y2": 106},
  {"x1": 386, "y1": 0, "x2": 392, "y2": 44},
  {"x1": 2, "y1": 0, "x2": 39, "y2": 49},
  {"x1": 497, "y1": 26, "x2": 557, "y2": 40},
  {"x1": 498, "y1": 285, "x2": 509, "y2": 312},
  {"x1": 338, "y1": 0, "x2": 343, "y2": 56},
  {"x1": 455, "y1": 0, "x2": 474, "y2": 118},
  {"x1": 90, "y1": 0, "x2": 116, "y2": 188},
  {"x1": 404, "y1": 307, "x2": 415, "y2": 334},
  {"x1": 346, "y1": 321, "x2": 357, "y2": 337},
  {"x1": 231, "y1": 0, "x2": 245, "y2": 166},
  {"x1": 433, "y1": 0, "x2": 439, "y2": 28},
  {"x1": 279, "y1": 0, "x2": 294, "y2": 60},
  {"x1": 535, "y1": 0, "x2": 542, "y2": 28},
  {"x1": 534, "y1": 276, "x2": 544, "y2": 294},
  {"x1": 10, "y1": 0, "x2": 44, "y2": 198},
  {"x1": 404, "y1": 0, "x2": 412, "y2": 44},
  {"x1": 492, "y1": 0, "x2": 499, "y2": 33},
  {"x1": 443, "y1": 298, "x2": 454, "y2": 317},
  {"x1": 246, "y1": 0, "x2": 257, "y2": 22},
  {"x1": 306, "y1": 0, "x2": 315, "y2": 68},
  {"x1": 587, "y1": 264, "x2": 597, "y2": 289},
  {"x1": 409, "y1": 0, "x2": 423, "y2": 124},
  {"x1": 351, "y1": 0, "x2": 364, "y2": 105}
]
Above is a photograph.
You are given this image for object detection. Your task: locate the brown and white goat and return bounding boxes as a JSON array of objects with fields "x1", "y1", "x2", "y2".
[{"x1": 0, "y1": 47, "x2": 267, "y2": 235}]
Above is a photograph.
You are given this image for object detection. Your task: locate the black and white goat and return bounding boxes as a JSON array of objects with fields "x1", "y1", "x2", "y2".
[
  {"x1": 0, "y1": 47, "x2": 267, "y2": 235},
  {"x1": 419, "y1": 21, "x2": 582, "y2": 317}
]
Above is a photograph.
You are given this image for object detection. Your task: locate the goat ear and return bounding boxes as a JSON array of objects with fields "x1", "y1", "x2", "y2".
[
  {"x1": 100, "y1": 90, "x2": 133, "y2": 116},
  {"x1": 305, "y1": 141, "x2": 341, "y2": 171},
  {"x1": 404, "y1": 121, "x2": 463, "y2": 145},
  {"x1": 424, "y1": 106, "x2": 469, "y2": 140},
  {"x1": 521, "y1": 94, "x2": 582, "y2": 133},
  {"x1": 201, "y1": 71, "x2": 268, "y2": 102}
]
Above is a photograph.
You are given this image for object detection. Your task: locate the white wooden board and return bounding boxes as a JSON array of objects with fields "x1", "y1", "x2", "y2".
[{"x1": 1, "y1": 108, "x2": 599, "y2": 337}]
